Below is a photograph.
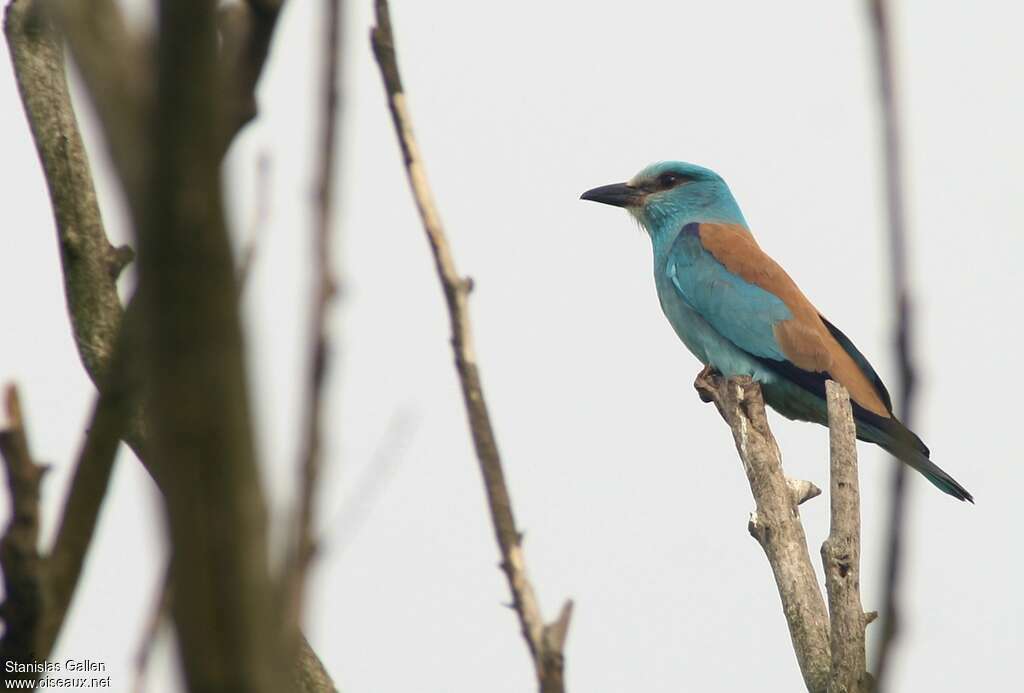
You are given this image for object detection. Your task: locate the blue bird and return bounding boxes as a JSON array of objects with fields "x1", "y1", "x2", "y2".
[{"x1": 581, "y1": 161, "x2": 972, "y2": 502}]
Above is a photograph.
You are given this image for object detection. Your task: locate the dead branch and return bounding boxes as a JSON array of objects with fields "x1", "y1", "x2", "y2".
[
  {"x1": 822, "y1": 382, "x2": 870, "y2": 693},
  {"x1": 694, "y1": 372, "x2": 875, "y2": 692},
  {"x1": 36, "y1": 304, "x2": 147, "y2": 656},
  {"x1": 285, "y1": 0, "x2": 342, "y2": 646},
  {"x1": 47, "y1": 0, "x2": 151, "y2": 201},
  {"x1": 694, "y1": 370, "x2": 831, "y2": 692},
  {"x1": 0, "y1": 386, "x2": 47, "y2": 680},
  {"x1": 370, "y1": 2, "x2": 572, "y2": 690},
  {"x1": 4, "y1": 0, "x2": 129, "y2": 383},
  {"x1": 867, "y1": 1, "x2": 916, "y2": 688}
]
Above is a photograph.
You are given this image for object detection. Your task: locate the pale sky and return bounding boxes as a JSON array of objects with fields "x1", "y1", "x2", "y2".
[{"x1": 1, "y1": 1, "x2": 1021, "y2": 691}]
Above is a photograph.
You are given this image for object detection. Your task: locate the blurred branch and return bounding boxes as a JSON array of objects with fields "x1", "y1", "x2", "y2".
[
  {"x1": 217, "y1": 0, "x2": 288, "y2": 152},
  {"x1": 370, "y1": 2, "x2": 572, "y2": 690},
  {"x1": 132, "y1": 563, "x2": 172, "y2": 693},
  {"x1": 328, "y1": 409, "x2": 417, "y2": 556},
  {"x1": 867, "y1": 1, "x2": 915, "y2": 688},
  {"x1": 822, "y1": 382, "x2": 871, "y2": 693},
  {"x1": 7, "y1": 0, "x2": 335, "y2": 687},
  {"x1": 694, "y1": 370, "x2": 830, "y2": 693},
  {"x1": 284, "y1": 0, "x2": 342, "y2": 645},
  {"x1": 6, "y1": 1, "x2": 337, "y2": 690},
  {"x1": 140, "y1": 1, "x2": 280, "y2": 690},
  {"x1": 0, "y1": 386, "x2": 46, "y2": 681},
  {"x1": 36, "y1": 328, "x2": 137, "y2": 657}
]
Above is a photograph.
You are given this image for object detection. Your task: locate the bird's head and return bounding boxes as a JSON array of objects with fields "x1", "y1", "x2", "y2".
[{"x1": 581, "y1": 161, "x2": 746, "y2": 235}]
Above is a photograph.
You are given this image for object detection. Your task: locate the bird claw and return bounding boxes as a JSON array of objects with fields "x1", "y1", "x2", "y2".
[{"x1": 694, "y1": 364, "x2": 721, "y2": 402}]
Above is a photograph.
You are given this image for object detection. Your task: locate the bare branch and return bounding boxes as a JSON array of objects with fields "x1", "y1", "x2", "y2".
[
  {"x1": 822, "y1": 381, "x2": 870, "y2": 693},
  {"x1": 284, "y1": 0, "x2": 342, "y2": 644},
  {"x1": 866, "y1": 1, "x2": 917, "y2": 687},
  {"x1": 0, "y1": 385, "x2": 46, "y2": 679},
  {"x1": 370, "y1": 2, "x2": 571, "y2": 689},
  {"x1": 37, "y1": 313, "x2": 145, "y2": 656},
  {"x1": 4, "y1": 8, "x2": 147, "y2": 668},
  {"x1": 47, "y1": 0, "x2": 151, "y2": 200},
  {"x1": 137, "y1": 1, "x2": 281, "y2": 690},
  {"x1": 4, "y1": 0, "x2": 155, "y2": 467},
  {"x1": 4, "y1": 0, "x2": 129, "y2": 383},
  {"x1": 694, "y1": 370, "x2": 830, "y2": 693}
]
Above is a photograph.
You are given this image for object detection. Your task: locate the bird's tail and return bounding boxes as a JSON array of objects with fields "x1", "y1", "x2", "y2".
[{"x1": 858, "y1": 415, "x2": 974, "y2": 503}]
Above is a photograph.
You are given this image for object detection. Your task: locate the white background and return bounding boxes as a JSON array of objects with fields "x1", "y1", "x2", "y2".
[{"x1": 1, "y1": 1, "x2": 1021, "y2": 691}]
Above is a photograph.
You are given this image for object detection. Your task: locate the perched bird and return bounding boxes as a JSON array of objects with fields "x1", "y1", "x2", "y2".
[{"x1": 581, "y1": 161, "x2": 972, "y2": 502}]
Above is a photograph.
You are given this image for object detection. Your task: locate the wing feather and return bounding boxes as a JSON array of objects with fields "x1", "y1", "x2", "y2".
[{"x1": 667, "y1": 223, "x2": 891, "y2": 418}]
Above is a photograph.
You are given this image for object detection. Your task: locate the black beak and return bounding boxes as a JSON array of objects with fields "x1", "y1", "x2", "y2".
[{"x1": 580, "y1": 182, "x2": 644, "y2": 208}]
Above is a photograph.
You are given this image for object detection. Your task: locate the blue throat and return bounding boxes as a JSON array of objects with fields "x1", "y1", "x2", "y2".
[{"x1": 642, "y1": 179, "x2": 749, "y2": 257}]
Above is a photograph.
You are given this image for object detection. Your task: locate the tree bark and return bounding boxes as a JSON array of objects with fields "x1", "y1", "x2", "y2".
[
  {"x1": 822, "y1": 381, "x2": 871, "y2": 693},
  {"x1": 695, "y1": 371, "x2": 830, "y2": 693}
]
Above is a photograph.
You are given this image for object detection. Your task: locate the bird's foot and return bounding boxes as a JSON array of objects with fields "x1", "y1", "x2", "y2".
[{"x1": 694, "y1": 364, "x2": 722, "y2": 402}]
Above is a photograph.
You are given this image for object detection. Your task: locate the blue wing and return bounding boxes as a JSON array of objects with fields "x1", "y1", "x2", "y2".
[{"x1": 665, "y1": 225, "x2": 792, "y2": 362}]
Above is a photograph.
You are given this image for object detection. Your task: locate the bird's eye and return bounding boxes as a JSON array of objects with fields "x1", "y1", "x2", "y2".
[{"x1": 657, "y1": 173, "x2": 681, "y2": 189}]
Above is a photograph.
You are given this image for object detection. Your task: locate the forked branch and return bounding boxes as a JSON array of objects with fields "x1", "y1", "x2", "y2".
[
  {"x1": 695, "y1": 370, "x2": 831, "y2": 692},
  {"x1": 370, "y1": 2, "x2": 572, "y2": 690},
  {"x1": 695, "y1": 372, "x2": 872, "y2": 692}
]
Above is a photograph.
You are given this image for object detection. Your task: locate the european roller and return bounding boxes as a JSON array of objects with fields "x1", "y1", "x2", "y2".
[{"x1": 581, "y1": 161, "x2": 972, "y2": 502}]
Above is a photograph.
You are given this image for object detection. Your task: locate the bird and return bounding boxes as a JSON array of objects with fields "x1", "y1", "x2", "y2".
[{"x1": 581, "y1": 161, "x2": 972, "y2": 502}]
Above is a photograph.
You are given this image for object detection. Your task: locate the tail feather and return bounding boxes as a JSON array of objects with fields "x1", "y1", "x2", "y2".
[
  {"x1": 884, "y1": 442, "x2": 973, "y2": 502},
  {"x1": 858, "y1": 415, "x2": 974, "y2": 503},
  {"x1": 754, "y1": 360, "x2": 973, "y2": 502}
]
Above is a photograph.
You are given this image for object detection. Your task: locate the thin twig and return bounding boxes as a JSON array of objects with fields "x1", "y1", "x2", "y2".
[
  {"x1": 370, "y1": 2, "x2": 572, "y2": 690},
  {"x1": 694, "y1": 370, "x2": 830, "y2": 693},
  {"x1": 328, "y1": 410, "x2": 417, "y2": 556},
  {"x1": 285, "y1": 0, "x2": 342, "y2": 639},
  {"x1": 867, "y1": 1, "x2": 914, "y2": 688},
  {"x1": 822, "y1": 381, "x2": 870, "y2": 693},
  {"x1": 37, "y1": 329, "x2": 140, "y2": 656},
  {"x1": 0, "y1": 385, "x2": 46, "y2": 682}
]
